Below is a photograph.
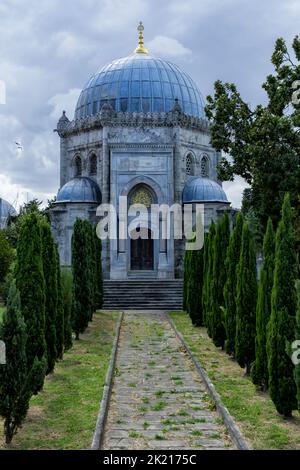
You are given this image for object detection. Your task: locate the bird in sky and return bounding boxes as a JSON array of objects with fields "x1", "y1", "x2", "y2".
[{"x1": 15, "y1": 142, "x2": 23, "y2": 150}]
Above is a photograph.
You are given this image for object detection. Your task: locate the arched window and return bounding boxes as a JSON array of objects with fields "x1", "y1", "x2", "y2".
[
  {"x1": 74, "y1": 155, "x2": 82, "y2": 177},
  {"x1": 89, "y1": 153, "x2": 97, "y2": 176},
  {"x1": 186, "y1": 154, "x2": 193, "y2": 176},
  {"x1": 200, "y1": 155, "x2": 209, "y2": 177}
]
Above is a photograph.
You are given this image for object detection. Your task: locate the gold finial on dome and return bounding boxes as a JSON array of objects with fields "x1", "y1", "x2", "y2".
[{"x1": 135, "y1": 21, "x2": 149, "y2": 54}]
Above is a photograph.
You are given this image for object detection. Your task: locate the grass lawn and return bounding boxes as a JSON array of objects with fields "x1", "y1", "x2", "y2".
[
  {"x1": 170, "y1": 311, "x2": 300, "y2": 450},
  {"x1": 0, "y1": 310, "x2": 120, "y2": 450}
]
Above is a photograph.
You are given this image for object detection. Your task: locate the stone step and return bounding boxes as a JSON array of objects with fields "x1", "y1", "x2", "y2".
[{"x1": 103, "y1": 279, "x2": 183, "y2": 309}]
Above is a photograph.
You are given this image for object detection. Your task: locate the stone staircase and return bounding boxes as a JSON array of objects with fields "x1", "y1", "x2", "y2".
[{"x1": 103, "y1": 279, "x2": 183, "y2": 310}]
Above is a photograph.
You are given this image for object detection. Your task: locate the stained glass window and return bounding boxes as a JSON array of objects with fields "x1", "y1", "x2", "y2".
[{"x1": 130, "y1": 186, "x2": 153, "y2": 208}]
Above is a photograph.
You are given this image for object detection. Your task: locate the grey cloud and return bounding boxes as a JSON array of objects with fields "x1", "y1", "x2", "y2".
[{"x1": 0, "y1": 0, "x2": 299, "y2": 207}]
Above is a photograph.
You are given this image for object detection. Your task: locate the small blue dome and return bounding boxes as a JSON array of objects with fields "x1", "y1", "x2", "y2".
[
  {"x1": 0, "y1": 198, "x2": 17, "y2": 228},
  {"x1": 56, "y1": 177, "x2": 102, "y2": 204},
  {"x1": 75, "y1": 52, "x2": 204, "y2": 119},
  {"x1": 183, "y1": 177, "x2": 229, "y2": 204}
]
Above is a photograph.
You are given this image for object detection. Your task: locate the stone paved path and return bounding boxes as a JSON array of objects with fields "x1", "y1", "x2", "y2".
[{"x1": 102, "y1": 311, "x2": 234, "y2": 450}]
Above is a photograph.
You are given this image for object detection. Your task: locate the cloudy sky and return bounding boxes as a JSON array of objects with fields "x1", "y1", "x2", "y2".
[{"x1": 0, "y1": 0, "x2": 299, "y2": 209}]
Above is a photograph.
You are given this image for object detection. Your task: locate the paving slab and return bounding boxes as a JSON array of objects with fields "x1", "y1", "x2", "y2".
[{"x1": 102, "y1": 311, "x2": 234, "y2": 450}]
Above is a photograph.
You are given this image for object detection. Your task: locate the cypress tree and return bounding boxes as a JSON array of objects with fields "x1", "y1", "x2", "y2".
[
  {"x1": 204, "y1": 222, "x2": 216, "y2": 337},
  {"x1": 235, "y1": 223, "x2": 257, "y2": 375},
  {"x1": 72, "y1": 219, "x2": 92, "y2": 339},
  {"x1": 55, "y1": 245, "x2": 64, "y2": 359},
  {"x1": 202, "y1": 232, "x2": 210, "y2": 327},
  {"x1": 223, "y1": 213, "x2": 243, "y2": 355},
  {"x1": 83, "y1": 220, "x2": 95, "y2": 322},
  {"x1": 61, "y1": 268, "x2": 73, "y2": 351},
  {"x1": 186, "y1": 248, "x2": 204, "y2": 326},
  {"x1": 183, "y1": 248, "x2": 190, "y2": 312},
  {"x1": 94, "y1": 234, "x2": 103, "y2": 309},
  {"x1": 40, "y1": 219, "x2": 57, "y2": 374},
  {"x1": 16, "y1": 212, "x2": 47, "y2": 393},
  {"x1": 211, "y1": 212, "x2": 230, "y2": 348},
  {"x1": 267, "y1": 194, "x2": 297, "y2": 416},
  {"x1": 295, "y1": 280, "x2": 300, "y2": 412},
  {"x1": 251, "y1": 218, "x2": 275, "y2": 390},
  {"x1": 0, "y1": 282, "x2": 32, "y2": 444},
  {"x1": 88, "y1": 222, "x2": 99, "y2": 318}
]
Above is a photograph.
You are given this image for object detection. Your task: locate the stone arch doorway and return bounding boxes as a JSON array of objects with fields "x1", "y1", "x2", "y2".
[
  {"x1": 128, "y1": 184, "x2": 156, "y2": 272},
  {"x1": 130, "y1": 228, "x2": 154, "y2": 271}
]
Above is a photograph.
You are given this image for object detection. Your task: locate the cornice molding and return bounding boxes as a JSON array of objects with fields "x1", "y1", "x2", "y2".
[
  {"x1": 55, "y1": 111, "x2": 211, "y2": 137},
  {"x1": 109, "y1": 142, "x2": 174, "y2": 150}
]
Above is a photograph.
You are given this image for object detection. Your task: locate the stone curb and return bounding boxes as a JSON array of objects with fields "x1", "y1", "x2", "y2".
[
  {"x1": 91, "y1": 311, "x2": 124, "y2": 450},
  {"x1": 167, "y1": 314, "x2": 250, "y2": 451}
]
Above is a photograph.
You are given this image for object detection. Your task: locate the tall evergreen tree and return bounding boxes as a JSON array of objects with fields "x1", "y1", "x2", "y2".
[
  {"x1": 0, "y1": 282, "x2": 31, "y2": 444},
  {"x1": 183, "y1": 248, "x2": 190, "y2": 312},
  {"x1": 94, "y1": 234, "x2": 103, "y2": 310},
  {"x1": 235, "y1": 223, "x2": 257, "y2": 375},
  {"x1": 202, "y1": 232, "x2": 210, "y2": 326},
  {"x1": 267, "y1": 194, "x2": 297, "y2": 416},
  {"x1": 55, "y1": 245, "x2": 64, "y2": 359},
  {"x1": 61, "y1": 268, "x2": 73, "y2": 351},
  {"x1": 252, "y1": 218, "x2": 275, "y2": 389},
  {"x1": 186, "y1": 249, "x2": 204, "y2": 326},
  {"x1": 223, "y1": 213, "x2": 244, "y2": 355},
  {"x1": 211, "y1": 212, "x2": 230, "y2": 348},
  {"x1": 83, "y1": 220, "x2": 95, "y2": 322},
  {"x1": 72, "y1": 219, "x2": 94, "y2": 339},
  {"x1": 16, "y1": 212, "x2": 46, "y2": 393},
  {"x1": 204, "y1": 222, "x2": 216, "y2": 337},
  {"x1": 295, "y1": 280, "x2": 300, "y2": 413},
  {"x1": 40, "y1": 220, "x2": 57, "y2": 374}
]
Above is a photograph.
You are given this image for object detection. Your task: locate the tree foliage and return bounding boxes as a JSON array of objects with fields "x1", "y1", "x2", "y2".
[
  {"x1": 0, "y1": 231, "x2": 15, "y2": 292},
  {"x1": 186, "y1": 249, "x2": 204, "y2": 326},
  {"x1": 211, "y1": 213, "x2": 230, "y2": 348},
  {"x1": 40, "y1": 220, "x2": 57, "y2": 374},
  {"x1": 61, "y1": 268, "x2": 73, "y2": 352},
  {"x1": 55, "y1": 245, "x2": 64, "y2": 360},
  {"x1": 294, "y1": 280, "x2": 300, "y2": 413},
  {"x1": 16, "y1": 212, "x2": 47, "y2": 394},
  {"x1": 224, "y1": 213, "x2": 244, "y2": 355},
  {"x1": 267, "y1": 194, "x2": 297, "y2": 416},
  {"x1": 0, "y1": 282, "x2": 31, "y2": 443},
  {"x1": 94, "y1": 233, "x2": 103, "y2": 310},
  {"x1": 203, "y1": 222, "x2": 216, "y2": 337},
  {"x1": 71, "y1": 219, "x2": 95, "y2": 339},
  {"x1": 235, "y1": 223, "x2": 257, "y2": 374},
  {"x1": 252, "y1": 218, "x2": 275, "y2": 389},
  {"x1": 205, "y1": 37, "x2": 300, "y2": 237}
]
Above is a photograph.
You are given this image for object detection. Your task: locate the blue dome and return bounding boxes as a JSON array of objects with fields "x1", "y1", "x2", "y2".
[
  {"x1": 183, "y1": 177, "x2": 229, "y2": 204},
  {"x1": 0, "y1": 198, "x2": 17, "y2": 228},
  {"x1": 56, "y1": 177, "x2": 102, "y2": 204},
  {"x1": 75, "y1": 52, "x2": 204, "y2": 119}
]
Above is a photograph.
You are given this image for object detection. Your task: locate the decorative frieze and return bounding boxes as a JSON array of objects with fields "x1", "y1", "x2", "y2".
[{"x1": 55, "y1": 109, "x2": 210, "y2": 137}]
